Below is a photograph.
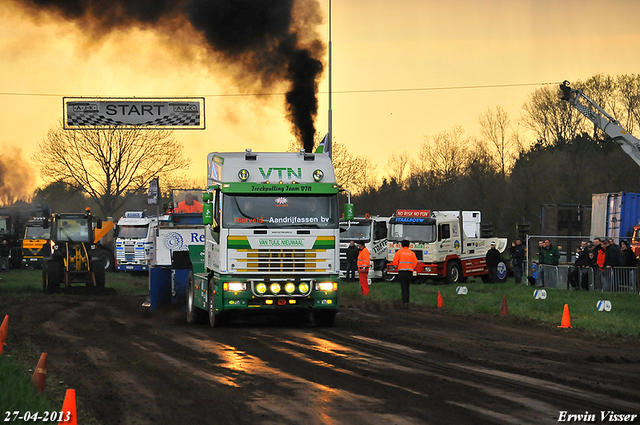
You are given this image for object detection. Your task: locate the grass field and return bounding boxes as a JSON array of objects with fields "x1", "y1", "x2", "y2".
[
  {"x1": 341, "y1": 276, "x2": 640, "y2": 336},
  {"x1": 1, "y1": 270, "x2": 638, "y2": 422}
]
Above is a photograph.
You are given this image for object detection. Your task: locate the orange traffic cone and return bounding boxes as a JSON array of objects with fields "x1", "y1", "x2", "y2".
[
  {"x1": 31, "y1": 353, "x2": 48, "y2": 393},
  {"x1": 558, "y1": 304, "x2": 572, "y2": 328},
  {"x1": 58, "y1": 389, "x2": 77, "y2": 425},
  {"x1": 500, "y1": 295, "x2": 509, "y2": 316},
  {"x1": 437, "y1": 291, "x2": 444, "y2": 308},
  {"x1": 0, "y1": 315, "x2": 7, "y2": 355}
]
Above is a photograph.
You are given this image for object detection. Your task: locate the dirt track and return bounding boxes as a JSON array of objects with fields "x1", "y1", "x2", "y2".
[{"x1": 3, "y1": 291, "x2": 640, "y2": 425}]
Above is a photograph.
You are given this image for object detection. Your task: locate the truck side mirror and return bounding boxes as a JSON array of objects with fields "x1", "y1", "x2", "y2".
[
  {"x1": 344, "y1": 204, "x2": 354, "y2": 221},
  {"x1": 96, "y1": 218, "x2": 103, "y2": 229}
]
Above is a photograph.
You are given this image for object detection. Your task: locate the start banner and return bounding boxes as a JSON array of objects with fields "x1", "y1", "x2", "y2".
[{"x1": 63, "y1": 97, "x2": 205, "y2": 129}]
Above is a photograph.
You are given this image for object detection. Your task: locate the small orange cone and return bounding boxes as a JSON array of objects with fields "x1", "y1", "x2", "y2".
[
  {"x1": 0, "y1": 315, "x2": 7, "y2": 355},
  {"x1": 437, "y1": 291, "x2": 444, "y2": 308},
  {"x1": 58, "y1": 389, "x2": 77, "y2": 425},
  {"x1": 558, "y1": 304, "x2": 572, "y2": 328},
  {"x1": 500, "y1": 295, "x2": 509, "y2": 316},
  {"x1": 31, "y1": 353, "x2": 48, "y2": 393}
]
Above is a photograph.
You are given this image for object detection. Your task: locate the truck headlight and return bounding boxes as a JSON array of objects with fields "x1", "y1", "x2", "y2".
[
  {"x1": 255, "y1": 282, "x2": 267, "y2": 294},
  {"x1": 284, "y1": 282, "x2": 296, "y2": 294},
  {"x1": 225, "y1": 282, "x2": 246, "y2": 292},
  {"x1": 298, "y1": 282, "x2": 310, "y2": 293},
  {"x1": 316, "y1": 282, "x2": 337, "y2": 291},
  {"x1": 270, "y1": 283, "x2": 281, "y2": 294}
]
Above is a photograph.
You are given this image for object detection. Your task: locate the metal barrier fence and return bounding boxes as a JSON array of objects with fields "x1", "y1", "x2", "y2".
[{"x1": 534, "y1": 265, "x2": 638, "y2": 293}]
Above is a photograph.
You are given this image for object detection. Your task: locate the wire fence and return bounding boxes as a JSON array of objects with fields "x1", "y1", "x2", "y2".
[
  {"x1": 523, "y1": 235, "x2": 639, "y2": 293},
  {"x1": 531, "y1": 264, "x2": 638, "y2": 293}
]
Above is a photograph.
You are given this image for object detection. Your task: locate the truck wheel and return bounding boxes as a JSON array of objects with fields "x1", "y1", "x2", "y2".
[
  {"x1": 383, "y1": 271, "x2": 396, "y2": 282},
  {"x1": 313, "y1": 310, "x2": 337, "y2": 327},
  {"x1": 445, "y1": 261, "x2": 462, "y2": 285},
  {"x1": 43, "y1": 260, "x2": 63, "y2": 291},
  {"x1": 186, "y1": 271, "x2": 202, "y2": 324},
  {"x1": 92, "y1": 260, "x2": 106, "y2": 288},
  {"x1": 94, "y1": 249, "x2": 114, "y2": 271}
]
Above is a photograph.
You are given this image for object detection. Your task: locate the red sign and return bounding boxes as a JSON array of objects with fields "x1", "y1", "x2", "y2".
[{"x1": 396, "y1": 209, "x2": 430, "y2": 218}]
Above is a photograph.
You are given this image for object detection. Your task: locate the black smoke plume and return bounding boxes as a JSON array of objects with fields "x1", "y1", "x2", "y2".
[{"x1": 17, "y1": 0, "x2": 325, "y2": 151}]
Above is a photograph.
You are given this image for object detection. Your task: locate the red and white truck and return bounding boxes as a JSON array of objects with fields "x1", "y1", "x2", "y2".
[{"x1": 385, "y1": 210, "x2": 508, "y2": 284}]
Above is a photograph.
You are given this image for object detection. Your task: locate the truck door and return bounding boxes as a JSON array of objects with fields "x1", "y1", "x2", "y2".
[
  {"x1": 438, "y1": 222, "x2": 461, "y2": 255},
  {"x1": 208, "y1": 189, "x2": 221, "y2": 268}
]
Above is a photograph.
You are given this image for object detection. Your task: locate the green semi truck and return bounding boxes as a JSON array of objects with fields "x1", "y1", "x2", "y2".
[{"x1": 185, "y1": 149, "x2": 342, "y2": 327}]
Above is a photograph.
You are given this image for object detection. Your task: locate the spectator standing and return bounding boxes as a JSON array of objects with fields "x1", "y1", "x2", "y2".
[
  {"x1": 620, "y1": 240, "x2": 638, "y2": 267},
  {"x1": 538, "y1": 239, "x2": 560, "y2": 287},
  {"x1": 0, "y1": 239, "x2": 9, "y2": 272},
  {"x1": 391, "y1": 239, "x2": 418, "y2": 309},
  {"x1": 345, "y1": 241, "x2": 359, "y2": 282},
  {"x1": 569, "y1": 241, "x2": 589, "y2": 289},
  {"x1": 579, "y1": 249, "x2": 598, "y2": 290},
  {"x1": 356, "y1": 242, "x2": 370, "y2": 296},
  {"x1": 486, "y1": 241, "x2": 501, "y2": 283},
  {"x1": 510, "y1": 239, "x2": 525, "y2": 284}
]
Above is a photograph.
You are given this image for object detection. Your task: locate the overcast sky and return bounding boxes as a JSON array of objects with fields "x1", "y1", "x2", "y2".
[{"x1": 2, "y1": 0, "x2": 640, "y2": 192}]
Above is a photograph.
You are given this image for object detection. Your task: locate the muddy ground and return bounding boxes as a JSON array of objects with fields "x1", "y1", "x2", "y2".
[{"x1": 2, "y1": 291, "x2": 640, "y2": 425}]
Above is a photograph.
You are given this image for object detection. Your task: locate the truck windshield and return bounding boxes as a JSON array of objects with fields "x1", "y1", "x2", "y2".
[
  {"x1": 57, "y1": 218, "x2": 90, "y2": 242},
  {"x1": 339, "y1": 222, "x2": 371, "y2": 242},
  {"x1": 118, "y1": 225, "x2": 149, "y2": 238},
  {"x1": 25, "y1": 226, "x2": 49, "y2": 239},
  {"x1": 223, "y1": 194, "x2": 338, "y2": 229},
  {"x1": 0, "y1": 217, "x2": 9, "y2": 234},
  {"x1": 388, "y1": 223, "x2": 436, "y2": 243}
]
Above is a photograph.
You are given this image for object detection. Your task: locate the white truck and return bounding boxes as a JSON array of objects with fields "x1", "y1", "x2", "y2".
[
  {"x1": 186, "y1": 149, "x2": 341, "y2": 327},
  {"x1": 114, "y1": 211, "x2": 158, "y2": 272},
  {"x1": 147, "y1": 190, "x2": 205, "y2": 310},
  {"x1": 385, "y1": 210, "x2": 508, "y2": 284},
  {"x1": 339, "y1": 215, "x2": 390, "y2": 280}
]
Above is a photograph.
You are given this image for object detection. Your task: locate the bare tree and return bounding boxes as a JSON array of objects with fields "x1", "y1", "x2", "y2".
[
  {"x1": 415, "y1": 126, "x2": 471, "y2": 184},
  {"x1": 520, "y1": 85, "x2": 584, "y2": 146},
  {"x1": 478, "y1": 106, "x2": 521, "y2": 177},
  {"x1": 31, "y1": 123, "x2": 192, "y2": 217},
  {"x1": 616, "y1": 74, "x2": 640, "y2": 134},
  {"x1": 384, "y1": 152, "x2": 409, "y2": 187}
]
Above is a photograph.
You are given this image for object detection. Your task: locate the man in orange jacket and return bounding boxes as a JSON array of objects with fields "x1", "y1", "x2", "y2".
[
  {"x1": 392, "y1": 239, "x2": 418, "y2": 309},
  {"x1": 357, "y1": 242, "x2": 370, "y2": 296}
]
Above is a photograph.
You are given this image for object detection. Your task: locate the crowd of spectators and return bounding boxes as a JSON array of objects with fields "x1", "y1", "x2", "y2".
[{"x1": 530, "y1": 237, "x2": 639, "y2": 290}]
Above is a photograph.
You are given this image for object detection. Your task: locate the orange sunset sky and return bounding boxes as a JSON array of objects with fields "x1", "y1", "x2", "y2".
[{"x1": 2, "y1": 0, "x2": 640, "y2": 193}]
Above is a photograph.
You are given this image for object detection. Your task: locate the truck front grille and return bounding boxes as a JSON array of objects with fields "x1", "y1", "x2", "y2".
[{"x1": 234, "y1": 249, "x2": 327, "y2": 272}]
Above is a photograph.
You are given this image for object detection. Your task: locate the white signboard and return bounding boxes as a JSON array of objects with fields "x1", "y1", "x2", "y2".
[
  {"x1": 153, "y1": 228, "x2": 205, "y2": 266},
  {"x1": 63, "y1": 97, "x2": 205, "y2": 129},
  {"x1": 456, "y1": 286, "x2": 468, "y2": 295},
  {"x1": 533, "y1": 289, "x2": 547, "y2": 300},
  {"x1": 597, "y1": 300, "x2": 612, "y2": 312}
]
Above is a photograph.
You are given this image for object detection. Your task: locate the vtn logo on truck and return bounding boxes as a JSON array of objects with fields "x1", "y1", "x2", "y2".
[{"x1": 259, "y1": 167, "x2": 302, "y2": 180}]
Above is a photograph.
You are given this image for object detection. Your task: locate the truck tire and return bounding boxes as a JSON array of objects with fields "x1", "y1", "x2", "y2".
[
  {"x1": 92, "y1": 260, "x2": 106, "y2": 288},
  {"x1": 43, "y1": 260, "x2": 63, "y2": 292},
  {"x1": 445, "y1": 261, "x2": 462, "y2": 285},
  {"x1": 383, "y1": 271, "x2": 396, "y2": 282},
  {"x1": 313, "y1": 310, "x2": 336, "y2": 327},
  {"x1": 94, "y1": 249, "x2": 114, "y2": 271},
  {"x1": 186, "y1": 271, "x2": 202, "y2": 324}
]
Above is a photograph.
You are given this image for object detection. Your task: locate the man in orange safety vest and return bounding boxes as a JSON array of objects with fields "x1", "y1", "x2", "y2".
[
  {"x1": 357, "y1": 242, "x2": 370, "y2": 296},
  {"x1": 392, "y1": 239, "x2": 418, "y2": 309}
]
